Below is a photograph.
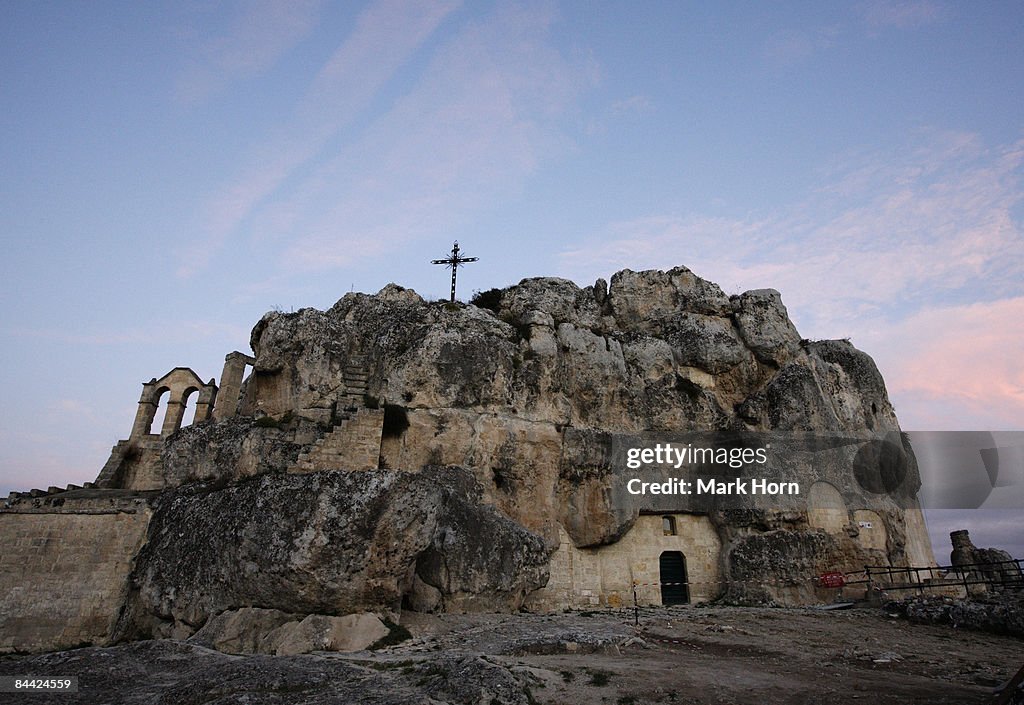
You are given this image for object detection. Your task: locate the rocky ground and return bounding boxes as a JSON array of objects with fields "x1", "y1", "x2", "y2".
[{"x1": 2, "y1": 605, "x2": 1021, "y2": 705}]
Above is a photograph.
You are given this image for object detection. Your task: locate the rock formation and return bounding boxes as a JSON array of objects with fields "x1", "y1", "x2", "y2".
[{"x1": 0, "y1": 266, "x2": 937, "y2": 653}]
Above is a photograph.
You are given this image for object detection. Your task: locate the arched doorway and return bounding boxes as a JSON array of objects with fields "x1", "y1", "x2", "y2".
[{"x1": 659, "y1": 551, "x2": 689, "y2": 605}]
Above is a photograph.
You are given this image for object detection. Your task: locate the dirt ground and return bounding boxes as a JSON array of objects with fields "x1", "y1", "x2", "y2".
[
  {"x1": 1, "y1": 605, "x2": 1020, "y2": 704},
  {"x1": 397, "y1": 605, "x2": 1022, "y2": 705}
]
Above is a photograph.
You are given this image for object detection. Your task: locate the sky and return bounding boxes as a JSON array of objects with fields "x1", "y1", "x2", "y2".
[{"x1": 1, "y1": 1, "x2": 1022, "y2": 559}]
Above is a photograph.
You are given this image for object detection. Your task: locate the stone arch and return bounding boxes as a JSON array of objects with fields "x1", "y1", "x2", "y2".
[
  {"x1": 853, "y1": 509, "x2": 887, "y2": 551},
  {"x1": 148, "y1": 387, "x2": 171, "y2": 435},
  {"x1": 129, "y1": 368, "x2": 217, "y2": 439},
  {"x1": 180, "y1": 386, "x2": 200, "y2": 428},
  {"x1": 807, "y1": 481, "x2": 848, "y2": 534},
  {"x1": 662, "y1": 515, "x2": 677, "y2": 536}
]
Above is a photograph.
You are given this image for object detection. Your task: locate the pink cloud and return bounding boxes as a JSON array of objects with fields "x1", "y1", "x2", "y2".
[
  {"x1": 557, "y1": 132, "x2": 1024, "y2": 431},
  {"x1": 864, "y1": 298, "x2": 1024, "y2": 430}
]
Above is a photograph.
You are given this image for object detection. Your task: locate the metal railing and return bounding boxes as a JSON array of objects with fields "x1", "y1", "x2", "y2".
[{"x1": 848, "y1": 559, "x2": 1024, "y2": 594}]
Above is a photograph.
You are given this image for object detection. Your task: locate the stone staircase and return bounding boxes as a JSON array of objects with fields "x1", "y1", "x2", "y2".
[
  {"x1": 340, "y1": 355, "x2": 369, "y2": 410},
  {"x1": 290, "y1": 408, "x2": 384, "y2": 473}
]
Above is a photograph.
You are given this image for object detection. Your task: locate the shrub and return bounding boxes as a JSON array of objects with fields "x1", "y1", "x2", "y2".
[{"x1": 470, "y1": 287, "x2": 504, "y2": 313}]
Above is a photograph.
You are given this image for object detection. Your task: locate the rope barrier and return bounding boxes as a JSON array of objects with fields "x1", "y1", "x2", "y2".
[{"x1": 629, "y1": 576, "x2": 851, "y2": 588}]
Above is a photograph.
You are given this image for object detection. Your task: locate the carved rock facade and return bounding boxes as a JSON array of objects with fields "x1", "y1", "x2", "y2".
[{"x1": 1, "y1": 266, "x2": 937, "y2": 652}]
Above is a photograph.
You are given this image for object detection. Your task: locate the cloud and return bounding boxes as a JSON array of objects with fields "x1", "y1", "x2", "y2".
[
  {"x1": 179, "y1": 0, "x2": 462, "y2": 278},
  {"x1": 52, "y1": 399, "x2": 95, "y2": 416},
  {"x1": 243, "y1": 1, "x2": 594, "y2": 273},
  {"x1": 866, "y1": 298, "x2": 1024, "y2": 431},
  {"x1": 562, "y1": 131, "x2": 1023, "y2": 325},
  {"x1": 610, "y1": 95, "x2": 653, "y2": 116},
  {"x1": 924, "y1": 509, "x2": 1023, "y2": 560},
  {"x1": 763, "y1": 26, "x2": 840, "y2": 67},
  {"x1": 860, "y1": 0, "x2": 946, "y2": 30},
  {"x1": 175, "y1": 0, "x2": 324, "y2": 104},
  {"x1": 557, "y1": 131, "x2": 1024, "y2": 430},
  {"x1": 8, "y1": 320, "x2": 249, "y2": 346}
]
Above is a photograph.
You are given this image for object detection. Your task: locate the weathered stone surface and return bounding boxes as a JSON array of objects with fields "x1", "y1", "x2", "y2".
[
  {"x1": 731, "y1": 289, "x2": 802, "y2": 366},
  {"x1": 609, "y1": 266, "x2": 732, "y2": 321},
  {"x1": 162, "y1": 416, "x2": 310, "y2": 485},
  {"x1": 1, "y1": 263, "x2": 939, "y2": 655},
  {"x1": 497, "y1": 276, "x2": 603, "y2": 330},
  {"x1": 0, "y1": 494, "x2": 153, "y2": 654},
  {"x1": 262, "y1": 613, "x2": 390, "y2": 655},
  {"x1": 219, "y1": 268, "x2": 931, "y2": 596},
  {"x1": 190, "y1": 609, "x2": 390, "y2": 655},
  {"x1": 0, "y1": 639, "x2": 541, "y2": 705},
  {"x1": 723, "y1": 528, "x2": 846, "y2": 605},
  {"x1": 661, "y1": 312, "x2": 750, "y2": 374},
  {"x1": 120, "y1": 468, "x2": 550, "y2": 640},
  {"x1": 887, "y1": 591, "x2": 1024, "y2": 638},
  {"x1": 189, "y1": 607, "x2": 297, "y2": 654}
]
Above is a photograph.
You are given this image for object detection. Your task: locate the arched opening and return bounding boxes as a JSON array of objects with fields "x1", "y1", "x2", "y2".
[
  {"x1": 807, "y1": 481, "x2": 848, "y2": 534},
  {"x1": 662, "y1": 515, "x2": 677, "y2": 536},
  {"x1": 149, "y1": 388, "x2": 170, "y2": 435},
  {"x1": 659, "y1": 551, "x2": 689, "y2": 605},
  {"x1": 181, "y1": 387, "x2": 199, "y2": 428}
]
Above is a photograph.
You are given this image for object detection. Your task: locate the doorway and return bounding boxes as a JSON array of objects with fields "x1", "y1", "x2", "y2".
[{"x1": 659, "y1": 551, "x2": 690, "y2": 605}]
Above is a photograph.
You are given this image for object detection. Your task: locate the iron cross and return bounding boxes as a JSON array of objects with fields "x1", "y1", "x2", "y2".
[{"x1": 431, "y1": 241, "x2": 478, "y2": 302}]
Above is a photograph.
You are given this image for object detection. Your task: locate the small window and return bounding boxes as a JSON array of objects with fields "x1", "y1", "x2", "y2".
[{"x1": 662, "y1": 515, "x2": 677, "y2": 536}]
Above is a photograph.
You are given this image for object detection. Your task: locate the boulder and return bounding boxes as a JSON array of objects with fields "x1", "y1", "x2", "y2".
[
  {"x1": 120, "y1": 468, "x2": 551, "y2": 640},
  {"x1": 731, "y1": 289, "x2": 801, "y2": 366},
  {"x1": 189, "y1": 608, "x2": 297, "y2": 654},
  {"x1": 608, "y1": 267, "x2": 733, "y2": 322},
  {"x1": 262, "y1": 613, "x2": 390, "y2": 655}
]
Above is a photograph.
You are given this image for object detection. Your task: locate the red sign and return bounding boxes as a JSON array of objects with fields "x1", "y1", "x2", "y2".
[{"x1": 817, "y1": 571, "x2": 846, "y2": 588}]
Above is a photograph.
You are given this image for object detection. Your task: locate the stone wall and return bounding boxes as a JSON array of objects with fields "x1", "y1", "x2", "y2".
[
  {"x1": 526, "y1": 514, "x2": 722, "y2": 610},
  {"x1": 290, "y1": 409, "x2": 384, "y2": 473},
  {"x1": 0, "y1": 495, "x2": 152, "y2": 653}
]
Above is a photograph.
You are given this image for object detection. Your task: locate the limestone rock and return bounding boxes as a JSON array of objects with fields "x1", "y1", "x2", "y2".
[
  {"x1": 496, "y1": 276, "x2": 603, "y2": 330},
  {"x1": 73, "y1": 263, "x2": 930, "y2": 625},
  {"x1": 0, "y1": 260, "x2": 943, "y2": 660},
  {"x1": 262, "y1": 613, "x2": 390, "y2": 655},
  {"x1": 731, "y1": 289, "x2": 801, "y2": 366},
  {"x1": 609, "y1": 267, "x2": 733, "y2": 321},
  {"x1": 120, "y1": 468, "x2": 550, "y2": 640},
  {"x1": 212, "y1": 266, "x2": 917, "y2": 557},
  {"x1": 161, "y1": 416, "x2": 308, "y2": 485},
  {"x1": 661, "y1": 312, "x2": 750, "y2": 374},
  {"x1": 190, "y1": 609, "x2": 390, "y2": 655},
  {"x1": 189, "y1": 607, "x2": 297, "y2": 654},
  {"x1": 408, "y1": 573, "x2": 443, "y2": 613}
]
